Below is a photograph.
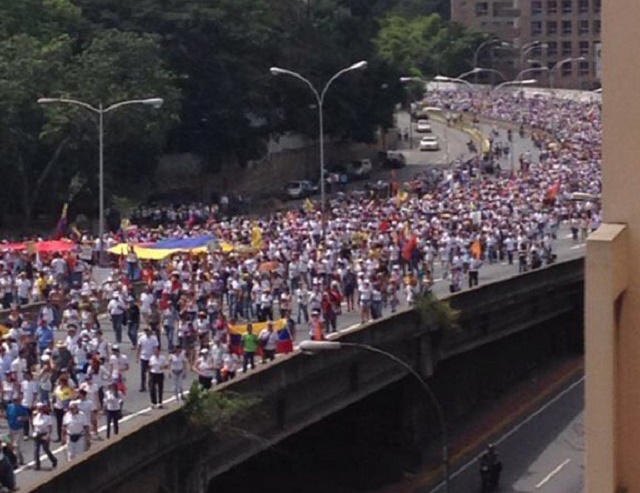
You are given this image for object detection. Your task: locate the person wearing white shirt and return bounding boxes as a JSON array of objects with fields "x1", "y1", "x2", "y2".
[
  {"x1": 194, "y1": 348, "x2": 215, "y2": 389},
  {"x1": 147, "y1": 347, "x2": 167, "y2": 409},
  {"x1": 168, "y1": 346, "x2": 188, "y2": 402},
  {"x1": 32, "y1": 403, "x2": 57, "y2": 470},
  {"x1": 104, "y1": 383, "x2": 123, "y2": 438},
  {"x1": 108, "y1": 345, "x2": 129, "y2": 387},
  {"x1": 136, "y1": 328, "x2": 159, "y2": 392},
  {"x1": 62, "y1": 400, "x2": 90, "y2": 461}
]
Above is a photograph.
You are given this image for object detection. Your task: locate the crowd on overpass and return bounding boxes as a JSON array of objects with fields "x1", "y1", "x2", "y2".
[{"x1": 0, "y1": 87, "x2": 601, "y2": 487}]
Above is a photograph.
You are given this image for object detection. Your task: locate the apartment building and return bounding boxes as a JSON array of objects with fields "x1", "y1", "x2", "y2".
[{"x1": 451, "y1": 0, "x2": 601, "y2": 89}]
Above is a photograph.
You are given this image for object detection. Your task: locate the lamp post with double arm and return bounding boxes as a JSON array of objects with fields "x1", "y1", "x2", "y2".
[
  {"x1": 37, "y1": 97, "x2": 164, "y2": 266},
  {"x1": 270, "y1": 62, "x2": 368, "y2": 238}
]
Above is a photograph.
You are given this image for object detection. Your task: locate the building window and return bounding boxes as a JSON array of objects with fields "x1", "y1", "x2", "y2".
[
  {"x1": 562, "y1": 0, "x2": 572, "y2": 13},
  {"x1": 562, "y1": 20, "x2": 572, "y2": 35},
  {"x1": 579, "y1": 20, "x2": 589, "y2": 35},
  {"x1": 593, "y1": 19, "x2": 601, "y2": 34},
  {"x1": 593, "y1": 0, "x2": 601, "y2": 12},
  {"x1": 562, "y1": 41, "x2": 572, "y2": 56},
  {"x1": 547, "y1": 21, "x2": 557, "y2": 35},
  {"x1": 579, "y1": 41, "x2": 589, "y2": 56},
  {"x1": 579, "y1": 60, "x2": 590, "y2": 76},
  {"x1": 547, "y1": 0, "x2": 558, "y2": 13},
  {"x1": 578, "y1": 0, "x2": 589, "y2": 13},
  {"x1": 531, "y1": 21, "x2": 543, "y2": 36},
  {"x1": 531, "y1": 0, "x2": 543, "y2": 14},
  {"x1": 475, "y1": 2, "x2": 489, "y2": 16},
  {"x1": 547, "y1": 41, "x2": 558, "y2": 56},
  {"x1": 561, "y1": 64, "x2": 572, "y2": 77}
]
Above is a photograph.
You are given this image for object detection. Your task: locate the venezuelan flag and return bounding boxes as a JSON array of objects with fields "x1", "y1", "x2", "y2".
[
  {"x1": 228, "y1": 319, "x2": 289, "y2": 354},
  {"x1": 276, "y1": 321, "x2": 294, "y2": 354}
]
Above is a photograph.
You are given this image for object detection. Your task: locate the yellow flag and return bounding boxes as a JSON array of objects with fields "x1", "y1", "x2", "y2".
[{"x1": 251, "y1": 226, "x2": 263, "y2": 249}]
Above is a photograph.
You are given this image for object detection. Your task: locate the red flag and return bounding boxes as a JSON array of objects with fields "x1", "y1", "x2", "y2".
[
  {"x1": 546, "y1": 180, "x2": 561, "y2": 201},
  {"x1": 402, "y1": 235, "x2": 417, "y2": 262}
]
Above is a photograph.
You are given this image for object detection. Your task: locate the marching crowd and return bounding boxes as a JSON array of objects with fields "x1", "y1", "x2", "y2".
[{"x1": 0, "y1": 88, "x2": 601, "y2": 489}]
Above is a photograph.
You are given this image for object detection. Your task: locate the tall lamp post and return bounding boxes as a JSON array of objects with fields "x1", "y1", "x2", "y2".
[
  {"x1": 399, "y1": 76, "x2": 429, "y2": 149},
  {"x1": 433, "y1": 75, "x2": 475, "y2": 91},
  {"x1": 548, "y1": 57, "x2": 587, "y2": 90},
  {"x1": 299, "y1": 340, "x2": 450, "y2": 493},
  {"x1": 473, "y1": 39, "x2": 510, "y2": 84},
  {"x1": 38, "y1": 97, "x2": 164, "y2": 266},
  {"x1": 518, "y1": 41, "x2": 548, "y2": 74},
  {"x1": 270, "y1": 61, "x2": 368, "y2": 238}
]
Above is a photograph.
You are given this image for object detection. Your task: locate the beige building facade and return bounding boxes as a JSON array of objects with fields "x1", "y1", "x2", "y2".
[
  {"x1": 585, "y1": 0, "x2": 640, "y2": 492},
  {"x1": 451, "y1": 0, "x2": 601, "y2": 89}
]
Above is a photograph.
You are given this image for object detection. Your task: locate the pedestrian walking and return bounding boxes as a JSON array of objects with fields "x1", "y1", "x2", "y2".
[
  {"x1": 136, "y1": 328, "x2": 159, "y2": 392},
  {"x1": 148, "y1": 347, "x2": 168, "y2": 409},
  {"x1": 62, "y1": 400, "x2": 90, "y2": 462},
  {"x1": 32, "y1": 403, "x2": 57, "y2": 470},
  {"x1": 168, "y1": 345, "x2": 188, "y2": 402},
  {"x1": 104, "y1": 383, "x2": 123, "y2": 439}
]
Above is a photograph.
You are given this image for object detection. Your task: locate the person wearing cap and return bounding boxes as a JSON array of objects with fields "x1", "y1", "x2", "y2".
[
  {"x1": 310, "y1": 311, "x2": 324, "y2": 341},
  {"x1": 148, "y1": 347, "x2": 168, "y2": 409},
  {"x1": 107, "y1": 344, "x2": 128, "y2": 387},
  {"x1": 62, "y1": 400, "x2": 89, "y2": 461},
  {"x1": 194, "y1": 348, "x2": 215, "y2": 390},
  {"x1": 136, "y1": 328, "x2": 159, "y2": 393},
  {"x1": 32, "y1": 403, "x2": 57, "y2": 470}
]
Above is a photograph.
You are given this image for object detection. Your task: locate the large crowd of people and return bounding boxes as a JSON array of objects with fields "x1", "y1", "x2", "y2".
[{"x1": 0, "y1": 88, "x2": 601, "y2": 488}]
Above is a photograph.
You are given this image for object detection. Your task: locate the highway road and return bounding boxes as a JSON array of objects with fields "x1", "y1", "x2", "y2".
[
  {"x1": 11, "y1": 117, "x2": 585, "y2": 489},
  {"x1": 428, "y1": 378, "x2": 584, "y2": 493}
]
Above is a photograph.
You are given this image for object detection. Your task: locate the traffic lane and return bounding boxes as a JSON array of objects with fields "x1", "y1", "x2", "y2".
[
  {"x1": 402, "y1": 122, "x2": 473, "y2": 167},
  {"x1": 431, "y1": 379, "x2": 584, "y2": 493}
]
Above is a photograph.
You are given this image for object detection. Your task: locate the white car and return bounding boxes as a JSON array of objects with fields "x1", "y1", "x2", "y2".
[
  {"x1": 284, "y1": 181, "x2": 314, "y2": 200},
  {"x1": 419, "y1": 135, "x2": 440, "y2": 151},
  {"x1": 416, "y1": 119, "x2": 432, "y2": 133}
]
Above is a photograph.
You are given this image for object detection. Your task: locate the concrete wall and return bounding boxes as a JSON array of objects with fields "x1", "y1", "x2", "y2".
[
  {"x1": 586, "y1": 0, "x2": 640, "y2": 492},
  {"x1": 27, "y1": 259, "x2": 584, "y2": 493}
]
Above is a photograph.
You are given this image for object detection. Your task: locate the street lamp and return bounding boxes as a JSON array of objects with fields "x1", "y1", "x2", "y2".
[
  {"x1": 299, "y1": 340, "x2": 450, "y2": 493},
  {"x1": 457, "y1": 67, "x2": 507, "y2": 83},
  {"x1": 519, "y1": 41, "x2": 548, "y2": 74},
  {"x1": 472, "y1": 39, "x2": 510, "y2": 84},
  {"x1": 433, "y1": 75, "x2": 475, "y2": 91},
  {"x1": 270, "y1": 61, "x2": 368, "y2": 238},
  {"x1": 549, "y1": 57, "x2": 587, "y2": 89},
  {"x1": 37, "y1": 97, "x2": 164, "y2": 266},
  {"x1": 399, "y1": 77, "x2": 429, "y2": 149},
  {"x1": 515, "y1": 66, "x2": 549, "y2": 82},
  {"x1": 492, "y1": 78, "x2": 538, "y2": 92}
]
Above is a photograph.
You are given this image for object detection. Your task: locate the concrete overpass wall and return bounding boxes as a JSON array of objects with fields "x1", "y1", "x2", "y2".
[{"x1": 26, "y1": 259, "x2": 584, "y2": 493}]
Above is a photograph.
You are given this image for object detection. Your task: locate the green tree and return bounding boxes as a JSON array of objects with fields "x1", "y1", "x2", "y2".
[{"x1": 375, "y1": 13, "x2": 484, "y2": 78}]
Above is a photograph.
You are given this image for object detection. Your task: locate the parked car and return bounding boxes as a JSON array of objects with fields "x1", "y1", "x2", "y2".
[
  {"x1": 416, "y1": 119, "x2": 432, "y2": 133},
  {"x1": 283, "y1": 180, "x2": 315, "y2": 200},
  {"x1": 382, "y1": 150, "x2": 407, "y2": 168},
  {"x1": 419, "y1": 135, "x2": 440, "y2": 151},
  {"x1": 346, "y1": 159, "x2": 372, "y2": 180}
]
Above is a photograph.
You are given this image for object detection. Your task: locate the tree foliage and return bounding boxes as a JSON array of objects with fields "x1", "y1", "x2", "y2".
[
  {"x1": 0, "y1": 0, "x2": 482, "y2": 227},
  {"x1": 375, "y1": 13, "x2": 485, "y2": 78}
]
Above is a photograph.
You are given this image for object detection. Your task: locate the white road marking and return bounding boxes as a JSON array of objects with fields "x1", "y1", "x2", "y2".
[
  {"x1": 429, "y1": 376, "x2": 584, "y2": 492},
  {"x1": 570, "y1": 244, "x2": 586, "y2": 250},
  {"x1": 535, "y1": 458, "x2": 571, "y2": 489}
]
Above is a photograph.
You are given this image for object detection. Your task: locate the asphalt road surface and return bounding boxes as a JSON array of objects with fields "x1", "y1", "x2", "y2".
[
  {"x1": 428, "y1": 378, "x2": 584, "y2": 493},
  {"x1": 11, "y1": 117, "x2": 585, "y2": 489}
]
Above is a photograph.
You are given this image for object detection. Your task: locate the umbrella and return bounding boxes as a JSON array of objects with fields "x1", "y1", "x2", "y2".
[{"x1": 259, "y1": 261, "x2": 280, "y2": 272}]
